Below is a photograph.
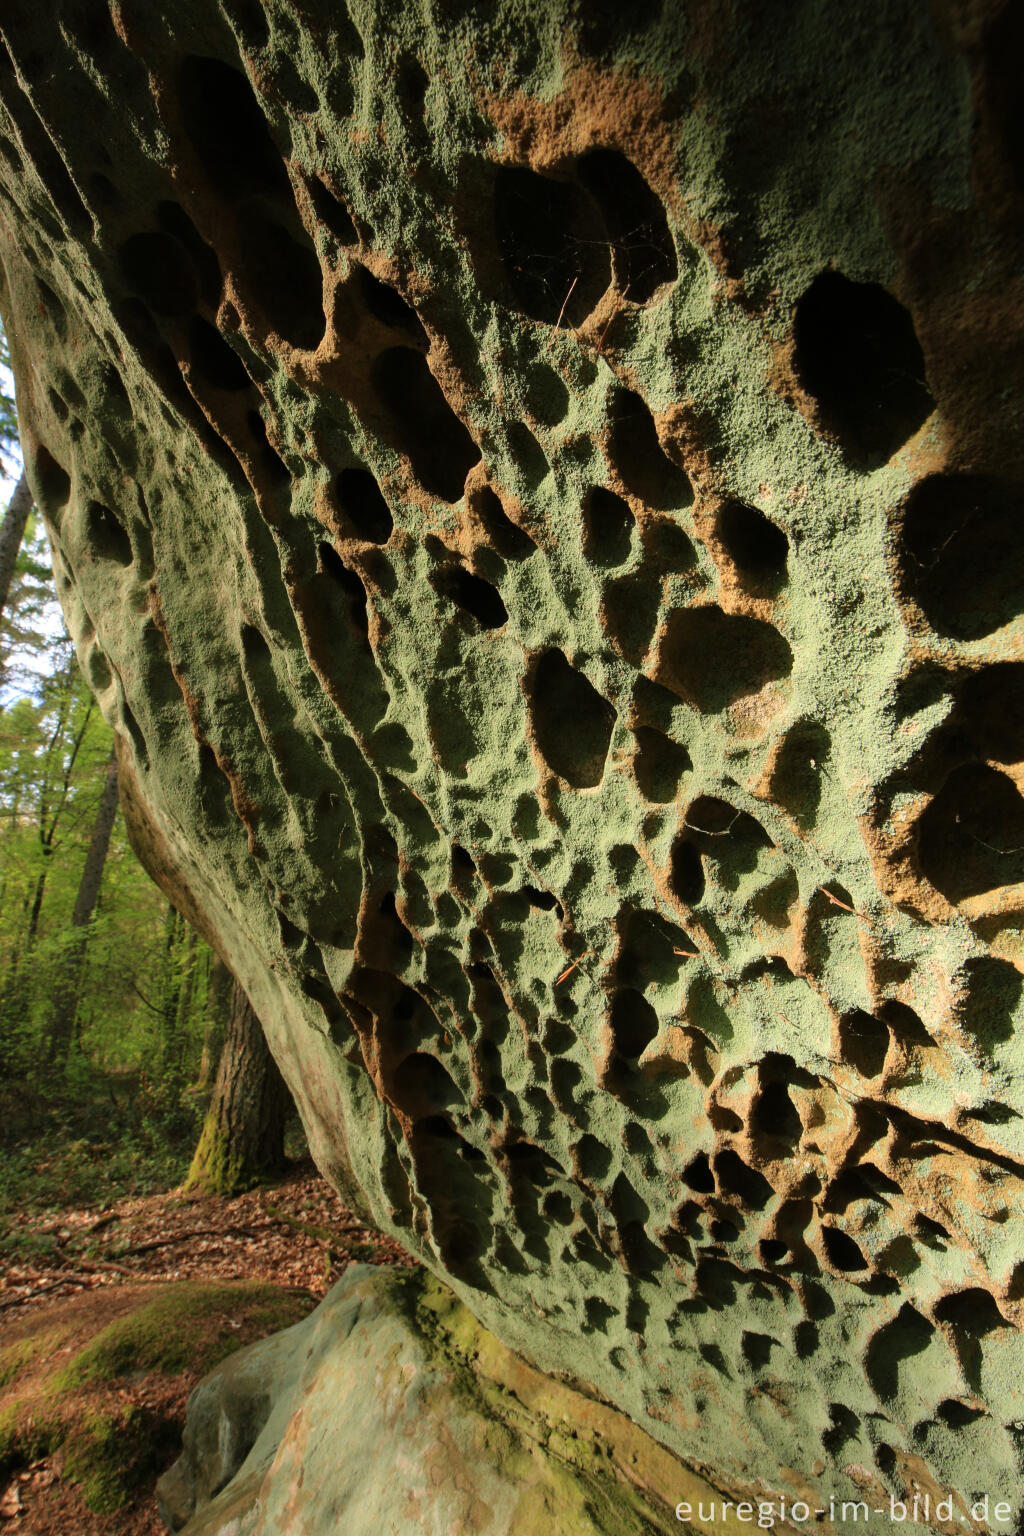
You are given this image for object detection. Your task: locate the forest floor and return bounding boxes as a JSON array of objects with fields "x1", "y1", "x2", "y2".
[{"x1": 0, "y1": 1159, "x2": 417, "y2": 1535}]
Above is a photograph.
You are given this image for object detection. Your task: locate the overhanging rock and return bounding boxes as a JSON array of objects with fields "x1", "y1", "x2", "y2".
[{"x1": 1, "y1": 0, "x2": 1023, "y2": 1522}]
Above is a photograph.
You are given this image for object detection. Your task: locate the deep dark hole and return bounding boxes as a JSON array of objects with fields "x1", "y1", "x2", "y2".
[
  {"x1": 917, "y1": 762, "x2": 1024, "y2": 903},
  {"x1": 505, "y1": 1140, "x2": 564, "y2": 1185},
  {"x1": 433, "y1": 566, "x2": 507, "y2": 629},
  {"x1": 577, "y1": 0, "x2": 665, "y2": 54},
  {"x1": 759, "y1": 1239, "x2": 788, "y2": 1264},
  {"x1": 188, "y1": 316, "x2": 251, "y2": 390},
  {"x1": 607, "y1": 389, "x2": 691, "y2": 509},
  {"x1": 574, "y1": 1133, "x2": 611, "y2": 1181},
  {"x1": 937, "y1": 1400, "x2": 987, "y2": 1428},
  {"x1": 246, "y1": 410, "x2": 290, "y2": 483},
  {"x1": 584, "y1": 485, "x2": 635, "y2": 566},
  {"x1": 493, "y1": 163, "x2": 610, "y2": 326},
  {"x1": 121, "y1": 703, "x2": 149, "y2": 767},
  {"x1": 668, "y1": 836, "x2": 704, "y2": 905},
  {"x1": 319, "y1": 542, "x2": 370, "y2": 641},
  {"x1": 741, "y1": 1332, "x2": 774, "y2": 1370},
  {"x1": 240, "y1": 622, "x2": 271, "y2": 664},
  {"x1": 899, "y1": 473, "x2": 1023, "y2": 641},
  {"x1": 307, "y1": 176, "x2": 358, "y2": 245},
  {"x1": 235, "y1": 202, "x2": 324, "y2": 350},
  {"x1": 933, "y1": 1288, "x2": 1007, "y2": 1335},
  {"x1": 118, "y1": 231, "x2": 197, "y2": 317},
  {"x1": 521, "y1": 884, "x2": 558, "y2": 911},
  {"x1": 684, "y1": 796, "x2": 773, "y2": 858},
  {"x1": 609, "y1": 988, "x2": 659, "y2": 1059},
  {"x1": 222, "y1": 0, "x2": 270, "y2": 48},
  {"x1": 754, "y1": 1080, "x2": 801, "y2": 1145},
  {"x1": 714, "y1": 1150, "x2": 772, "y2": 1210},
  {"x1": 716, "y1": 498, "x2": 788, "y2": 582},
  {"x1": 371, "y1": 346, "x2": 480, "y2": 503},
  {"x1": 576, "y1": 147, "x2": 676, "y2": 303},
  {"x1": 529, "y1": 648, "x2": 616, "y2": 788},
  {"x1": 657, "y1": 605, "x2": 793, "y2": 712},
  {"x1": 982, "y1": 3, "x2": 1024, "y2": 192},
  {"x1": 355, "y1": 264, "x2": 426, "y2": 341},
  {"x1": 179, "y1": 55, "x2": 291, "y2": 202},
  {"x1": 476, "y1": 486, "x2": 535, "y2": 559},
  {"x1": 632, "y1": 726, "x2": 690, "y2": 804},
  {"x1": 33, "y1": 446, "x2": 71, "y2": 509},
  {"x1": 958, "y1": 955, "x2": 1022, "y2": 1057},
  {"x1": 682, "y1": 1151, "x2": 715, "y2": 1194},
  {"x1": 958, "y1": 663, "x2": 1024, "y2": 763},
  {"x1": 336, "y1": 466, "x2": 393, "y2": 543},
  {"x1": 157, "y1": 201, "x2": 222, "y2": 306},
  {"x1": 389, "y1": 1051, "x2": 463, "y2": 1116},
  {"x1": 398, "y1": 57, "x2": 429, "y2": 112},
  {"x1": 837, "y1": 1009, "x2": 889, "y2": 1078},
  {"x1": 822, "y1": 1226, "x2": 866, "y2": 1271},
  {"x1": 86, "y1": 501, "x2": 132, "y2": 566},
  {"x1": 792, "y1": 270, "x2": 934, "y2": 465},
  {"x1": 451, "y1": 843, "x2": 476, "y2": 874}
]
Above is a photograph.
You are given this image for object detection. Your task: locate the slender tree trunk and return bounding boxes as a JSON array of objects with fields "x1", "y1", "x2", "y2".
[
  {"x1": 194, "y1": 954, "x2": 231, "y2": 1091},
  {"x1": 46, "y1": 748, "x2": 120, "y2": 1064},
  {"x1": 184, "y1": 978, "x2": 289, "y2": 1197},
  {"x1": 0, "y1": 470, "x2": 31, "y2": 621}
]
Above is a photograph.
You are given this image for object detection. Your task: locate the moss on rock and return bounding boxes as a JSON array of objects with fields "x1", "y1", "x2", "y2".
[{"x1": 0, "y1": 1282, "x2": 313, "y2": 1514}]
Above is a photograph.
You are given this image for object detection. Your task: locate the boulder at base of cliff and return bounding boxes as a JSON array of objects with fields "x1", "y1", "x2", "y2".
[{"x1": 157, "y1": 1264, "x2": 732, "y2": 1536}]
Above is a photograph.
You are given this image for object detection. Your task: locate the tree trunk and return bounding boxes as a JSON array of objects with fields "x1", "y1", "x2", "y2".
[
  {"x1": 185, "y1": 978, "x2": 289, "y2": 1197},
  {"x1": 46, "y1": 747, "x2": 120, "y2": 1063},
  {"x1": 0, "y1": 469, "x2": 31, "y2": 621},
  {"x1": 194, "y1": 953, "x2": 232, "y2": 1091}
]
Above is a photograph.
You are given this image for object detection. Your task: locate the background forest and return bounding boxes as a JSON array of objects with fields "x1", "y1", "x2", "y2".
[{"x1": 0, "y1": 325, "x2": 238, "y2": 1238}]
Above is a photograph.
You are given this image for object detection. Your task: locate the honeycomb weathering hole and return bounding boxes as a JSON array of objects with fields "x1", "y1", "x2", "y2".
[
  {"x1": 371, "y1": 346, "x2": 481, "y2": 503},
  {"x1": 476, "y1": 486, "x2": 536, "y2": 559},
  {"x1": 575, "y1": 148, "x2": 676, "y2": 303},
  {"x1": 632, "y1": 725, "x2": 691, "y2": 803},
  {"x1": 188, "y1": 316, "x2": 251, "y2": 391},
  {"x1": 355, "y1": 264, "x2": 426, "y2": 341},
  {"x1": 33, "y1": 446, "x2": 71, "y2": 509},
  {"x1": 529, "y1": 649, "x2": 616, "y2": 788},
  {"x1": 916, "y1": 762, "x2": 1024, "y2": 904},
  {"x1": 179, "y1": 55, "x2": 292, "y2": 202},
  {"x1": 585, "y1": 485, "x2": 635, "y2": 566},
  {"x1": 336, "y1": 466, "x2": 393, "y2": 543},
  {"x1": 119, "y1": 231, "x2": 198, "y2": 318},
  {"x1": 898, "y1": 473, "x2": 1023, "y2": 640},
  {"x1": 86, "y1": 501, "x2": 133, "y2": 566},
  {"x1": 792, "y1": 270, "x2": 934, "y2": 465},
  {"x1": 493, "y1": 164, "x2": 610, "y2": 326},
  {"x1": 959, "y1": 663, "x2": 1024, "y2": 763},
  {"x1": 716, "y1": 499, "x2": 788, "y2": 585},
  {"x1": 607, "y1": 389, "x2": 692, "y2": 509},
  {"x1": 610, "y1": 988, "x2": 659, "y2": 1059},
  {"x1": 655, "y1": 605, "x2": 793, "y2": 711},
  {"x1": 432, "y1": 566, "x2": 508, "y2": 629},
  {"x1": 235, "y1": 203, "x2": 325, "y2": 350}
]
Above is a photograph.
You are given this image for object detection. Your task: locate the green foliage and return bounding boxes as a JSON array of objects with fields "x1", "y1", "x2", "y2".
[{"x1": 0, "y1": 315, "x2": 223, "y2": 1224}]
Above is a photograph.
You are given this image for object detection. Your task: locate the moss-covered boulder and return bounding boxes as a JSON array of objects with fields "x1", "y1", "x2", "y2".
[
  {"x1": 158, "y1": 1264, "x2": 727, "y2": 1535},
  {"x1": 1, "y1": 0, "x2": 1023, "y2": 1521},
  {"x1": 0, "y1": 1282, "x2": 312, "y2": 1519}
]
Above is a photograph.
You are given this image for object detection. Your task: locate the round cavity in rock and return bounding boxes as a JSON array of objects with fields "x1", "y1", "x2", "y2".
[{"x1": 792, "y1": 270, "x2": 934, "y2": 465}]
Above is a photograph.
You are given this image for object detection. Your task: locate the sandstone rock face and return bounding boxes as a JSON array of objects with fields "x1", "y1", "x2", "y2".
[
  {"x1": 157, "y1": 1265, "x2": 723, "y2": 1535},
  {"x1": 1, "y1": 0, "x2": 1023, "y2": 1519}
]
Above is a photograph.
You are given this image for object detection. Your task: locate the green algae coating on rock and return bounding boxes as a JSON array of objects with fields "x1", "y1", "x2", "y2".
[{"x1": 1, "y1": 0, "x2": 1023, "y2": 1521}]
